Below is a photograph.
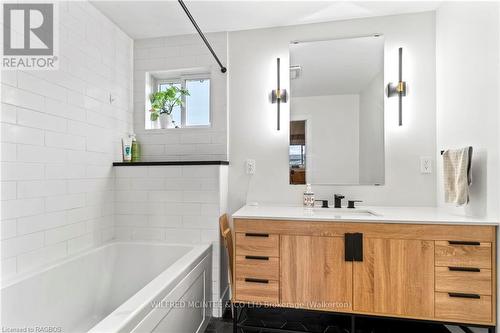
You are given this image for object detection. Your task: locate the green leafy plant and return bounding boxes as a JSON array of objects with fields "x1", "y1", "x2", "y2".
[{"x1": 149, "y1": 86, "x2": 190, "y2": 121}]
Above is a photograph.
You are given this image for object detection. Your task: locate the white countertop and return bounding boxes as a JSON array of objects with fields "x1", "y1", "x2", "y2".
[{"x1": 232, "y1": 204, "x2": 499, "y2": 226}]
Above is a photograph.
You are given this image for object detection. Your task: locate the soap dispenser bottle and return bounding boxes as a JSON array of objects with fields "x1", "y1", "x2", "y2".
[
  {"x1": 303, "y1": 184, "x2": 315, "y2": 207},
  {"x1": 131, "y1": 134, "x2": 140, "y2": 162}
]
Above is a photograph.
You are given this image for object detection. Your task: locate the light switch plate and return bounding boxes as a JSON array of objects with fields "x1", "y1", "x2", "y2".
[
  {"x1": 420, "y1": 157, "x2": 432, "y2": 174},
  {"x1": 246, "y1": 159, "x2": 256, "y2": 175}
]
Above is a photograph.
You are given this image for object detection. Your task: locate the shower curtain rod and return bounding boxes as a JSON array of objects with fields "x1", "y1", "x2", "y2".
[{"x1": 178, "y1": 0, "x2": 227, "y2": 73}]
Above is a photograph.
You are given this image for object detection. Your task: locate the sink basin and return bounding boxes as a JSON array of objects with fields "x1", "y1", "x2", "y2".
[{"x1": 310, "y1": 208, "x2": 378, "y2": 218}]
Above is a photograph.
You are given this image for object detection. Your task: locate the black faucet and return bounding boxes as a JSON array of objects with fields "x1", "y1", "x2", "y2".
[
  {"x1": 334, "y1": 194, "x2": 345, "y2": 208},
  {"x1": 347, "y1": 200, "x2": 363, "y2": 209},
  {"x1": 315, "y1": 200, "x2": 329, "y2": 208}
]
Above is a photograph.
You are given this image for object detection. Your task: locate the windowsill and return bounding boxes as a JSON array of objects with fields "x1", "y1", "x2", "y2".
[{"x1": 138, "y1": 126, "x2": 213, "y2": 133}]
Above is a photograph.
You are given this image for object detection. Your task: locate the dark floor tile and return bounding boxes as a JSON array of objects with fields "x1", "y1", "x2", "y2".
[
  {"x1": 205, "y1": 317, "x2": 233, "y2": 333},
  {"x1": 205, "y1": 316, "x2": 465, "y2": 333}
]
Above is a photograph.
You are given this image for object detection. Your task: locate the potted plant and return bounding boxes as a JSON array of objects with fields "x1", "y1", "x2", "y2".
[{"x1": 149, "y1": 86, "x2": 189, "y2": 129}]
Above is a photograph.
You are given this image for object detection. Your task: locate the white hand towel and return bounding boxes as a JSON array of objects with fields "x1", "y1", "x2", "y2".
[{"x1": 443, "y1": 147, "x2": 473, "y2": 206}]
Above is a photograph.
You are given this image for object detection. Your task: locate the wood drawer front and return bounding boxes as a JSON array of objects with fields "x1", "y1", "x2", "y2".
[
  {"x1": 435, "y1": 292, "x2": 492, "y2": 324},
  {"x1": 435, "y1": 266, "x2": 492, "y2": 295},
  {"x1": 435, "y1": 241, "x2": 492, "y2": 268},
  {"x1": 235, "y1": 233, "x2": 279, "y2": 257},
  {"x1": 235, "y1": 255, "x2": 279, "y2": 280},
  {"x1": 235, "y1": 278, "x2": 279, "y2": 304}
]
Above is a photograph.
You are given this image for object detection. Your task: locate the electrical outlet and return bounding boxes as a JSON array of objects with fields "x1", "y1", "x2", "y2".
[
  {"x1": 420, "y1": 157, "x2": 432, "y2": 174},
  {"x1": 246, "y1": 159, "x2": 256, "y2": 175}
]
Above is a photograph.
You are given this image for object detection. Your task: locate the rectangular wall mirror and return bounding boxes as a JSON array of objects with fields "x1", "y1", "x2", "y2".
[{"x1": 289, "y1": 35, "x2": 385, "y2": 185}]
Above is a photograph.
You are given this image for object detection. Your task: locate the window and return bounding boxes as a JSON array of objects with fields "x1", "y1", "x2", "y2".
[
  {"x1": 185, "y1": 79, "x2": 210, "y2": 126},
  {"x1": 152, "y1": 76, "x2": 211, "y2": 129},
  {"x1": 289, "y1": 145, "x2": 306, "y2": 167}
]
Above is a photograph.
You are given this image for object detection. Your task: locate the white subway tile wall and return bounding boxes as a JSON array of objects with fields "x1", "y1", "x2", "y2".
[
  {"x1": 1, "y1": 2, "x2": 133, "y2": 279},
  {"x1": 113, "y1": 165, "x2": 228, "y2": 316},
  {"x1": 133, "y1": 33, "x2": 228, "y2": 161}
]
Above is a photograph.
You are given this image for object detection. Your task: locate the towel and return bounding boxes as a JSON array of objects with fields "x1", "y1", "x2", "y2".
[{"x1": 443, "y1": 147, "x2": 473, "y2": 206}]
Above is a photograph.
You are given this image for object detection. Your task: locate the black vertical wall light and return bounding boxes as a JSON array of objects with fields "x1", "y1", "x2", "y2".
[
  {"x1": 386, "y1": 47, "x2": 407, "y2": 126},
  {"x1": 271, "y1": 58, "x2": 288, "y2": 130}
]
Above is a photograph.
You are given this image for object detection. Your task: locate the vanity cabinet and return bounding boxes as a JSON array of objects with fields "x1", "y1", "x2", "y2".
[
  {"x1": 353, "y1": 238, "x2": 434, "y2": 317},
  {"x1": 232, "y1": 218, "x2": 496, "y2": 327},
  {"x1": 434, "y1": 241, "x2": 494, "y2": 323},
  {"x1": 234, "y1": 232, "x2": 280, "y2": 304},
  {"x1": 281, "y1": 235, "x2": 353, "y2": 312}
]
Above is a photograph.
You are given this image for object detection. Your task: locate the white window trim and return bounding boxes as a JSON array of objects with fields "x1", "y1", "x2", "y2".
[{"x1": 154, "y1": 74, "x2": 212, "y2": 129}]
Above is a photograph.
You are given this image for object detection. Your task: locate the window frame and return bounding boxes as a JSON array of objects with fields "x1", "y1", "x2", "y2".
[{"x1": 155, "y1": 74, "x2": 212, "y2": 129}]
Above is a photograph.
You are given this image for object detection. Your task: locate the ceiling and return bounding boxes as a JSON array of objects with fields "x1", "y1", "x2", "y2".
[
  {"x1": 290, "y1": 35, "x2": 384, "y2": 97},
  {"x1": 90, "y1": 1, "x2": 440, "y2": 39}
]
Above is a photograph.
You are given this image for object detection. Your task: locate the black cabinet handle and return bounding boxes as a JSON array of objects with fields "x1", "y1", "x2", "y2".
[
  {"x1": 345, "y1": 233, "x2": 363, "y2": 262},
  {"x1": 448, "y1": 293, "x2": 481, "y2": 299},
  {"x1": 448, "y1": 266, "x2": 481, "y2": 272},
  {"x1": 245, "y1": 278, "x2": 269, "y2": 284},
  {"x1": 448, "y1": 241, "x2": 480, "y2": 246},
  {"x1": 245, "y1": 256, "x2": 269, "y2": 261},
  {"x1": 245, "y1": 233, "x2": 269, "y2": 238}
]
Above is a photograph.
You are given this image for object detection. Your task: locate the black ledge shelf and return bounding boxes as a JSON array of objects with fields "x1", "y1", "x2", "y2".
[{"x1": 112, "y1": 161, "x2": 229, "y2": 167}]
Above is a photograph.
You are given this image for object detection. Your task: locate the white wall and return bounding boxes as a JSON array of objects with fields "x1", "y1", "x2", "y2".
[
  {"x1": 436, "y1": 2, "x2": 500, "y2": 219},
  {"x1": 228, "y1": 12, "x2": 437, "y2": 214},
  {"x1": 291, "y1": 95, "x2": 360, "y2": 184},
  {"x1": 113, "y1": 165, "x2": 228, "y2": 316},
  {"x1": 359, "y1": 71, "x2": 385, "y2": 184},
  {"x1": 435, "y1": 6, "x2": 500, "y2": 329},
  {"x1": 1, "y1": 1, "x2": 133, "y2": 280},
  {"x1": 133, "y1": 33, "x2": 228, "y2": 161}
]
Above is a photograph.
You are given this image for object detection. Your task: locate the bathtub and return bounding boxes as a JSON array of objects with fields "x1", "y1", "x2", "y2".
[{"x1": 1, "y1": 242, "x2": 212, "y2": 333}]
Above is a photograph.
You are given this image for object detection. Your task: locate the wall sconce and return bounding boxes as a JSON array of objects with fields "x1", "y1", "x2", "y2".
[
  {"x1": 386, "y1": 47, "x2": 407, "y2": 126},
  {"x1": 271, "y1": 58, "x2": 288, "y2": 130}
]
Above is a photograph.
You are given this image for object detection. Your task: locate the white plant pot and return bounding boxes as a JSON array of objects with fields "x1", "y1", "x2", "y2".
[{"x1": 159, "y1": 114, "x2": 174, "y2": 129}]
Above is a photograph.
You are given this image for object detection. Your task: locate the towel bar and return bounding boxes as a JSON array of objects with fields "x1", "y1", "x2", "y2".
[{"x1": 440, "y1": 147, "x2": 472, "y2": 155}]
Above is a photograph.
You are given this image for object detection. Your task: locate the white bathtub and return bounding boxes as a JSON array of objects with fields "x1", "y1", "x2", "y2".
[{"x1": 1, "y1": 242, "x2": 212, "y2": 333}]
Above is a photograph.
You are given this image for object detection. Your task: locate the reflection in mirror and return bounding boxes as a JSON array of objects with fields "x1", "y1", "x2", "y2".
[
  {"x1": 290, "y1": 120, "x2": 306, "y2": 184},
  {"x1": 289, "y1": 35, "x2": 385, "y2": 185}
]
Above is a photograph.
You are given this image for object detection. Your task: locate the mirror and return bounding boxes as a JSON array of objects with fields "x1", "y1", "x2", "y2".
[{"x1": 289, "y1": 35, "x2": 385, "y2": 185}]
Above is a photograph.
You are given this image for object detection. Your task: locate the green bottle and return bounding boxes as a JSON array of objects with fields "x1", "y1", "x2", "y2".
[{"x1": 131, "y1": 135, "x2": 140, "y2": 162}]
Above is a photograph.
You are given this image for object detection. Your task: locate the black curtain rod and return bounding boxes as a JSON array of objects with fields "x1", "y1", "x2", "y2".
[{"x1": 178, "y1": 0, "x2": 227, "y2": 73}]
